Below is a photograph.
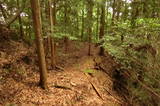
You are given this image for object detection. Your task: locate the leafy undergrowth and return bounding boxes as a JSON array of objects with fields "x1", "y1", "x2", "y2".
[
  {"x1": 102, "y1": 19, "x2": 160, "y2": 105},
  {"x1": 0, "y1": 39, "x2": 127, "y2": 106}
]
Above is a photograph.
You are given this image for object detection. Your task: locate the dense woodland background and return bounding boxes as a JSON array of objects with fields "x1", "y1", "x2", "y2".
[{"x1": 0, "y1": 0, "x2": 160, "y2": 105}]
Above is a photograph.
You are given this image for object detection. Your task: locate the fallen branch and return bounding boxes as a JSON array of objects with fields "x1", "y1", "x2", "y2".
[
  {"x1": 53, "y1": 85, "x2": 72, "y2": 90},
  {"x1": 104, "y1": 88, "x2": 124, "y2": 105},
  {"x1": 84, "y1": 73, "x2": 104, "y2": 100},
  {"x1": 55, "y1": 66, "x2": 65, "y2": 71}
]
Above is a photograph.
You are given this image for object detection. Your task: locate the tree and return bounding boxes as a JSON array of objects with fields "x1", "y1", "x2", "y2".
[
  {"x1": 111, "y1": 0, "x2": 116, "y2": 25},
  {"x1": 30, "y1": 0, "x2": 48, "y2": 89},
  {"x1": 81, "y1": 5, "x2": 85, "y2": 40},
  {"x1": 49, "y1": 0, "x2": 56, "y2": 68},
  {"x1": 17, "y1": 0, "x2": 24, "y2": 38},
  {"x1": 99, "y1": 0, "x2": 106, "y2": 56},
  {"x1": 96, "y1": 3, "x2": 100, "y2": 40},
  {"x1": 86, "y1": 0, "x2": 93, "y2": 56}
]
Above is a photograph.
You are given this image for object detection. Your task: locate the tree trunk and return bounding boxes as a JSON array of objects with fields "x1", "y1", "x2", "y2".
[
  {"x1": 87, "y1": 0, "x2": 93, "y2": 56},
  {"x1": 17, "y1": 0, "x2": 24, "y2": 38},
  {"x1": 99, "y1": 0, "x2": 106, "y2": 56},
  {"x1": 30, "y1": 0, "x2": 48, "y2": 89},
  {"x1": 131, "y1": 1, "x2": 138, "y2": 28},
  {"x1": 96, "y1": 4, "x2": 100, "y2": 40},
  {"x1": 122, "y1": 0, "x2": 128, "y2": 21},
  {"x1": 111, "y1": 0, "x2": 116, "y2": 25},
  {"x1": 116, "y1": 0, "x2": 121, "y2": 21},
  {"x1": 81, "y1": 7, "x2": 84, "y2": 41},
  {"x1": 49, "y1": 0, "x2": 56, "y2": 68},
  {"x1": 76, "y1": 15, "x2": 79, "y2": 37},
  {"x1": 53, "y1": 0, "x2": 57, "y2": 65},
  {"x1": 64, "y1": 3, "x2": 69, "y2": 53}
]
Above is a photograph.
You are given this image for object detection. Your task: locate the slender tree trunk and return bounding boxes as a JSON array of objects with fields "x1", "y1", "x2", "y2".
[
  {"x1": 87, "y1": 0, "x2": 93, "y2": 56},
  {"x1": 30, "y1": 0, "x2": 48, "y2": 89},
  {"x1": 158, "y1": 0, "x2": 160, "y2": 17},
  {"x1": 52, "y1": 0, "x2": 57, "y2": 66},
  {"x1": 81, "y1": 7, "x2": 84, "y2": 41},
  {"x1": 99, "y1": 0, "x2": 106, "y2": 56},
  {"x1": 53, "y1": 0, "x2": 56, "y2": 25},
  {"x1": 49, "y1": 0, "x2": 56, "y2": 68},
  {"x1": 122, "y1": 0, "x2": 128, "y2": 21},
  {"x1": 77, "y1": 15, "x2": 79, "y2": 37},
  {"x1": 96, "y1": 4, "x2": 100, "y2": 40},
  {"x1": 17, "y1": 0, "x2": 24, "y2": 38},
  {"x1": 64, "y1": 3, "x2": 69, "y2": 53},
  {"x1": 131, "y1": 1, "x2": 138, "y2": 28},
  {"x1": 116, "y1": 0, "x2": 121, "y2": 21},
  {"x1": 44, "y1": 1, "x2": 51, "y2": 58},
  {"x1": 111, "y1": 0, "x2": 116, "y2": 25},
  {"x1": 28, "y1": 8, "x2": 32, "y2": 40}
]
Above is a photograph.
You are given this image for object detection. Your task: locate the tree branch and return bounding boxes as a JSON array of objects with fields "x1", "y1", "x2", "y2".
[{"x1": 5, "y1": 0, "x2": 27, "y2": 27}]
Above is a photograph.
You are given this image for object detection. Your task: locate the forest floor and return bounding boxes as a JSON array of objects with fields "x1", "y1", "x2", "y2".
[{"x1": 0, "y1": 38, "x2": 127, "y2": 106}]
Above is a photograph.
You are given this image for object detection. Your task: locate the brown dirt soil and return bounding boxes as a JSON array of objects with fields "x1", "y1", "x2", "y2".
[{"x1": 0, "y1": 40, "x2": 127, "y2": 106}]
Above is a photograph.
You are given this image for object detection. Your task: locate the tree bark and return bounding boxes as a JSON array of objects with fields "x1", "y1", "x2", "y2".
[
  {"x1": 64, "y1": 3, "x2": 69, "y2": 53},
  {"x1": 87, "y1": 0, "x2": 93, "y2": 56},
  {"x1": 17, "y1": 0, "x2": 24, "y2": 38},
  {"x1": 81, "y1": 6, "x2": 84, "y2": 41},
  {"x1": 99, "y1": 0, "x2": 106, "y2": 56},
  {"x1": 122, "y1": 0, "x2": 128, "y2": 21},
  {"x1": 131, "y1": 1, "x2": 138, "y2": 28},
  {"x1": 30, "y1": 0, "x2": 48, "y2": 89},
  {"x1": 49, "y1": 0, "x2": 56, "y2": 68},
  {"x1": 111, "y1": 0, "x2": 116, "y2": 25},
  {"x1": 116, "y1": 0, "x2": 121, "y2": 21},
  {"x1": 96, "y1": 4, "x2": 100, "y2": 40}
]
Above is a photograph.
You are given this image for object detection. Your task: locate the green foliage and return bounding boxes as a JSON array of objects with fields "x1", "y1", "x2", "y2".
[
  {"x1": 103, "y1": 18, "x2": 160, "y2": 105},
  {"x1": 83, "y1": 69, "x2": 95, "y2": 74}
]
